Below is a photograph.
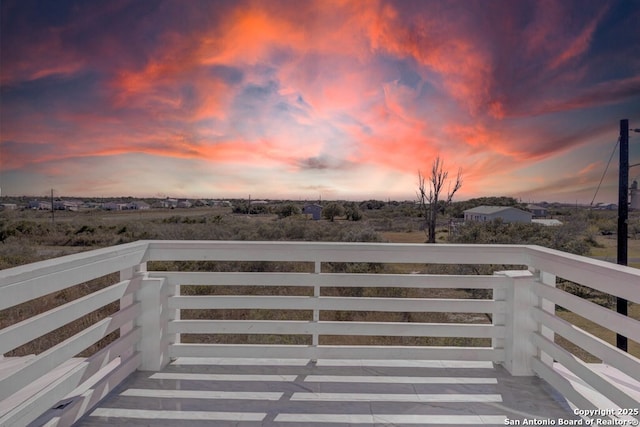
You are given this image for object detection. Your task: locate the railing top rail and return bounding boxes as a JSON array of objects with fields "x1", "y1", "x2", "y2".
[
  {"x1": 0, "y1": 241, "x2": 148, "y2": 285},
  {"x1": 2, "y1": 240, "x2": 638, "y2": 309},
  {"x1": 0, "y1": 241, "x2": 148, "y2": 311},
  {"x1": 143, "y1": 240, "x2": 530, "y2": 265},
  {"x1": 524, "y1": 245, "x2": 640, "y2": 303}
]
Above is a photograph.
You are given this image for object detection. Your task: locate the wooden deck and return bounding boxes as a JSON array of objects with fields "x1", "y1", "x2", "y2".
[{"x1": 68, "y1": 358, "x2": 578, "y2": 426}]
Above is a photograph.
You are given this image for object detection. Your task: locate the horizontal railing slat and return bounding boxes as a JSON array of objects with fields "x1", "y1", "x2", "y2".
[
  {"x1": 531, "y1": 357, "x2": 600, "y2": 413},
  {"x1": 169, "y1": 343, "x2": 503, "y2": 361},
  {"x1": 532, "y1": 333, "x2": 639, "y2": 411},
  {"x1": 317, "y1": 297, "x2": 502, "y2": 313},
  {"x1": 18, "y1": 327, "x2": 142, "y2": 426},
  {"x1": 156, "y1": 271, "x2": 510, "y2": 289},
  {"x1": 0, "y1": 242, "x2": 147, "y2": 310},
  {"x1": 27, "y1": 329, "x2": 142, "y2": 427},
  {"x1": 169, "y1": 295, "x2": 314, "y2": 310},
  {"x1": 169, "y1": 320, "x2": 500, "y2": 338},
  {"x1": 533, "y1": 308, "x2": 640, "y2": 383},
  {"x1": 526, "y1": 246, "x2": 640, "y2": 303},
  {"x1": 44, "y1": 349, "x2": 141, "y2": 427},
  {"x1": 0, "y1": 279, "x2": 140, "y2": 354},
  {"x1": 68, "y1": 327, "x2": 141, "y2": 396},
  {"x1": 169, "y1": 295, "x2": 501, "y2": 313},
  {"x1": 533, "y1": 283, "x2": 640, "y2": 343},
  {"x1": 0, "y1": 303, "x2": 140, "y2": 401},
  {"x1": 0, "y1": 352, "x2": 141, "y2": 427}
]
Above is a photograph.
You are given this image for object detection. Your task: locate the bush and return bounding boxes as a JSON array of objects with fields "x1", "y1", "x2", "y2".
[
  {"x1": 451, "y1": 219, "x2": 590, "y2": 256},
  {"x1": 322, "y1": 203, "x2": 344, "y2": 222},
  {"x1": 277, "y1": 204, "x2": 300, "y2": 218},
  {"x1": 344, "y1": 203, "x2": 363, "y2": 221}
]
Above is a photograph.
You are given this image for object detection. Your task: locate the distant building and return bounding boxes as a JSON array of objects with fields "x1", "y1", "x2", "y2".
[
  {"x1": 595, "y1": 203, "x2": 617, "y2": 211},
  {"x1": 527, "y1": 204, "x2": 548, "y2": 218},
  {"x1": 0, "y1": 203, "x2": 17, "y2": 210},
  {"x1": 159, "y1": 198, "x2": 178, "y2": 208},
  {"x1": 127, "y1": 201, "x2": 150, "y2": 210},
  {"x1": 103, "y1": 202, "x2": 128, "y2": 211},
  {"x1": 532, "y1": 219, "x2": 563, "y2": 226},
  {"x1": 303, "y1": 204, "x2": 323, "y2": 220},
  {"x1": 209, "y1": 200, "x2": 232, "y2": 207},
  {"x1": 463, "y1": 206, "x2": 532, "y2": 224},
  {"x1": 28, "y1": 200, "x2": 52, "y2": 210},
  {"x1": 54, "y1": 200, "x2": 81, "y2": 211},
  {"x1": 177, "y1": 199, "x2": 192, "y2": 208}
]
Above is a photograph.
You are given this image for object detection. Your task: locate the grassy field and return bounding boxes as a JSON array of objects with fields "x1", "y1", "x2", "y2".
[
  {"x1": 381, "y1": 229, "x2": 450, "y2": 244},
  {"x1": 591, "y1": 235, "x2": 640, "y2": 268},
  {"x1": 557, "y1": 306, "x2": 640, "y2": 361}
]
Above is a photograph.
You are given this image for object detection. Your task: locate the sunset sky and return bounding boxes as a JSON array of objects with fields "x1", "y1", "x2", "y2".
[{"x1": 1, "y1": 0, "x2": 640, "y2": 203}]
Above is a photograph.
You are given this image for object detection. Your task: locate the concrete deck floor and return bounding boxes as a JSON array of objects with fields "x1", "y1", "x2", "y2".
[{"x1": 76, "y1": 358, "x2": 579, "y2": 426}]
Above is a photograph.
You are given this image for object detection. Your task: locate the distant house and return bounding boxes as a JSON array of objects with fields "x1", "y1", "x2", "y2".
[
  {"x1": 0, "y1": 203, "x2": 17, "y2": 210},
  {"x1": 54, "y1": 200, "x2": 81, "y2": 211},
  {"x1": 83, "y1": 202, "x2": 102, "y2": 210},
  {"x1": 595, "y1": 203, "x2": 617, "y2": 211},
  {"x1": 159, "y1": 198, "x2": 178, "y2": 208},
  {"x1": 463, "y1": 206, "x2": 532, "y2": 224},
  {"x1": 28, "y1": 200, "x2": 52, "y2": 210},
  {"x1": 303, "y1": 204, "x2": 323, "y2": 220},
  {"x1": 127, "y1": 201, "x2": 150, "y2": 210},
  {"x1": 527, "y1": 204, "x2": 548, "y2": 218},
  {"x1": 177, "y1": 199, "x2": 192, "y2": 208},
  {"x1": 103, "y1": 202, "x2": 128, "y2": 211}
]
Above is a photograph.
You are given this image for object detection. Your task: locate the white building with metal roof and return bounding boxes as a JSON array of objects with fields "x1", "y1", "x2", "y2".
[{"x1": 463, "y1": 206, "x2": 532, "y2": 224}]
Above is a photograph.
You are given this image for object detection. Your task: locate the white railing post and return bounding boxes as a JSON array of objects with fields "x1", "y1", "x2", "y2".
[
  {"x1": 312, "y1": 260, "x2": 321, "y2": 362},
  {"x1": 534, "y1": 269, "x2": 556, "y2": 367},
  {"x1": 492, "y1": 284, "x2": 506, "y2": 354},
  {"x1": 495, "y1": 270, "x2": 537, "y2": 376},
  {"x1": 119, "y1": 263, "x2": 146, "y2": 359},
  {"x1": 135, "y1": 273, "x2": 171, "y2": 371}
]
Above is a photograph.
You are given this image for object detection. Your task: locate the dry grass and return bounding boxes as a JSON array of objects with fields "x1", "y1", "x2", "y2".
[
  {"x1": 590, "y1": 235, "x2": 640, "y2": 268},
  {"x1": 381, "y1": 231, "x2": 427, "y2": 243},
  {"x1": 556, "y1": 303, "x2": 640, "y2": 362},
  {"x1": 381, "y1": 228, "x2": 450, "y2": 244}
]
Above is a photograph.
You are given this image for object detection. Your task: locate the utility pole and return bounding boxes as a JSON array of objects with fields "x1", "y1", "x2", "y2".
[
  {"x1": 617, "y1": 119, "x2": 628, "y2": 352},
  {"x1": 51, "y1": 188, "x2": 55, "y2": 225}
]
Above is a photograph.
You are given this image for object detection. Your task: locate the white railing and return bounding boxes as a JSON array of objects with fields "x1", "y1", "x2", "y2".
[{"x1": 0, "y1": 241, "x2": 638, "y2": 426}]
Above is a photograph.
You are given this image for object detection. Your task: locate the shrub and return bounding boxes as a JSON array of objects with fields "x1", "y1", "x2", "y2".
[{"x1": 322, "y1": 203, "x2": 344, "y2": 222}]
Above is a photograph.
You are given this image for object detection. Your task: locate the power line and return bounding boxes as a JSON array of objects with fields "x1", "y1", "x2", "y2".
[{"x1": 590, "y1": 137, "x2": 619, "y2": 206}]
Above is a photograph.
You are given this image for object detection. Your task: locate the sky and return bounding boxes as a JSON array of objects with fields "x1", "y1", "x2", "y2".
[{"x1": 1, "y1": 0, "x2": 640, "y2": 203}]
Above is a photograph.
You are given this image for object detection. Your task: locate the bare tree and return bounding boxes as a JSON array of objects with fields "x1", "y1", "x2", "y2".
[{"x1": 417, "y1": 156, "x2": 462, "y2": 243}]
